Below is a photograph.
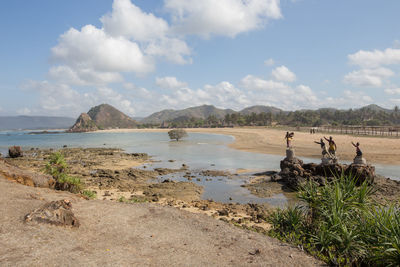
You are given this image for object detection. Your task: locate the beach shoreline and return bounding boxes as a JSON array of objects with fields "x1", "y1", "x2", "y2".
[{"x1": 94, "y1": 127, "x2": 400, "y2": 165}]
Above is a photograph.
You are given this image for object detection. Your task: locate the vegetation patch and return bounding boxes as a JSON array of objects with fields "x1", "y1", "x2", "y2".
[
  {"x1": 44, "y1": 152, "x2": 82, "y2": 193},
  {"x1": 267, "y1": 174, "x2": 400, "y2": 266}
]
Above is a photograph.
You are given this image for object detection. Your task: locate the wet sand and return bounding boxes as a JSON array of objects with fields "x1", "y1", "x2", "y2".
[{"x1": 96, "y1": 127, "x2": 400, "y2": 165}]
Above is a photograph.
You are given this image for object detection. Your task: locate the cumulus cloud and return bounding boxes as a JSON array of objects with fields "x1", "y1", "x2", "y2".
[
  {"x1": 22, "y1": 80, "x2": 137, "y2": 116},
  {"x1": 348, "y1": 48, "x2": 400, "y2": 68},
  {"x1": 51, "y1": 25, "x2": 154, "y2": 74},
  {"x1": 156, "y1": 76, "x2": 187, "y2": 89},
  {"x1": 101, "y1": 0, "x2": 169, "y2": 42},
  {"x1": 165, "y1": 0, "x2": 282, "y2": 38},
  {"x1": 345, "y1": 46, "x2": 400, "y2": 88},
  {"x1": 17, "y1": 108, "x2": 32, "y2": 115},
  {"x1": 48, "y1": 65, "x2": 123, "y2": 86},
  {"x1": 264, "y1": 58, "x2": 275, "y2": 66},
  {"x1": 385, "y1": 88, "x2": 400, "y2": 95},
  {"x1": 271, "y1": 65, "x2": 296, "y2": 82},
  {"x1": 240, "y1": 75, "x2": 289, "y2": 91},
  {"x1": 324, "y1": 90, "x2": 373, "y2": 109},
  {"x1": 343, "y1": 67, "x2": 394, "y2": 87}
]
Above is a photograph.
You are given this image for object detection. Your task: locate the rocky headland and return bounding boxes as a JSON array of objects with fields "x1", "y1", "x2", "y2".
[{"x1": 68, "y1": 104, "x2": 138, "y2": 132}]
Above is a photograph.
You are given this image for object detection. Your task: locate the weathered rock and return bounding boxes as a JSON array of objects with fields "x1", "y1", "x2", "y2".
[
  {"x1": 24, "y1": 199, "x2": 80, "y2": 227},
  {"x1": 67, "y1": 113, "x2": 99, "y2": 133},
  {"x1": 345, "y1": 164, "x2": 375, "y2": 185},
  {"x1": 8, "y1": 146, "x2": 23, "y2": 158},
  {"x1": 278, "y1": 155, "x2": 376, "y2": 189}
]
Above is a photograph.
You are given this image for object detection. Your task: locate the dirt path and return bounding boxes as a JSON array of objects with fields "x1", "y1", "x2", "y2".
[{"x1": 0, "y1": 176, "x2": 322, "y2": 266}]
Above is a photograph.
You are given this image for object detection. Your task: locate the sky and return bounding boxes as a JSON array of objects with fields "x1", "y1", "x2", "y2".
[{"x1": 1, "y1": 0, "x2": 400, "y2": 118}]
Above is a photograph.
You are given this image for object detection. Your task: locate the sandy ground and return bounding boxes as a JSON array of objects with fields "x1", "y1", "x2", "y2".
[
  {"x1": 95, "y1": 127, "x2": 400, "y2": 165},
  {"x1": 0, "y1": 176, "x2": 322, "y2": 266}
]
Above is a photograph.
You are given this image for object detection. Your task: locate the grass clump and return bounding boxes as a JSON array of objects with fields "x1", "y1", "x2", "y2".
[
  {"x1": 268, "y1": 174, "x2": 400, "y2": 266},
  {"x1": 44, "y1": 152, "x2": 82, "y2": 193},
  {"x1": 82, "y1": 190, "x2": 97, "y2": 199}
]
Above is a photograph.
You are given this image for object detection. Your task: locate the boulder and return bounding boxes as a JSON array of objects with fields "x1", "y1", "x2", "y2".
[
  {"x1": 345, "y1": 164, "x2": 375, "y2": 185},
  {"x1": 8, "y1": 146, "x2": 23, "y2": 158},
  {"x1": 24, "y1": 199, "x2": 80, "y2": 227},
  {"x1": 278, "y1": 153, "x2": 376, "y2": 189}
]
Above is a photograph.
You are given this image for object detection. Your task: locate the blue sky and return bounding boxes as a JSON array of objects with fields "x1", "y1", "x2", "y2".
[{"x1": 1, "y1": 0, "x2": 400, "y2": 117}]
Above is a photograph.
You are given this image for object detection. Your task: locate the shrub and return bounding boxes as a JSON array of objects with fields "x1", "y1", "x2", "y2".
[
  {"x1": 44, "y1": 152, "x2": 81, "y2": 193},
  {"x1": 268, "y1": 174, "x2": 400, "y2": 266},
  {"x1": 168, "y1": 129, "x2": 188, "y2": 141}
]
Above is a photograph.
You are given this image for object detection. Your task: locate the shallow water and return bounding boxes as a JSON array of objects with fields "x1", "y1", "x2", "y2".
[{"x1": 0, "y1": 131, "x2": 399, "y2": 205}]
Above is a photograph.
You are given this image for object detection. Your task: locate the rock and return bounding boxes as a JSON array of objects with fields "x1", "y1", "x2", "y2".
[
  {"x1": 67, "y1": 113, "x2": 99, "y2": 133},
  {"x1": 345, "y1": 164, "x2": 375, "y2": 185},
  {"x1": 8, "y1": 146, "x2": 23, "y2": 158},
  {"x1": 24, "y1": 200, "x2": 79, "y2": 227},
  {"x1": 218, "y1": 209, "x2": 229, "y2": 216}
]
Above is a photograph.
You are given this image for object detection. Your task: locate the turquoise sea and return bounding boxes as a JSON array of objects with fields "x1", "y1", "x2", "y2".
[{"x1": 1, "y1": 130, "x2": 399, "y2": 205}]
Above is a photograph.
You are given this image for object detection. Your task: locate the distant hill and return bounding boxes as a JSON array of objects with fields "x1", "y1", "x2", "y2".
[
  {"x1": 0, "y1": 116, "x2": 75, "y2": 130},
  {"x1": 68, "y1": 104, "x2": 138, "y2": 132},
  {"x1": 357, "y1": 104, "x2": 392, "y2": 113},
  {"x1": 239, "y1": 105, "x2": 283, "y2": 115},
  {"x1": 142, "y1": 105, "x2": 237, "y2": 124}
]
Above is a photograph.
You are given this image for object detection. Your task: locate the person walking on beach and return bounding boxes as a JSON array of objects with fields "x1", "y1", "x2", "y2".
[
  {"x1": 285, "y1": 132, "x2": 294, "y2": 148},
  {"x1": 324, "y1": 136, "x2": 337, "y2": 156},
  {"x1": 351, "y1": 141, "x2": 362, "y2": 157},
  {"x1": 314, "y1": 138, "x2": 331, "y2": 157}
]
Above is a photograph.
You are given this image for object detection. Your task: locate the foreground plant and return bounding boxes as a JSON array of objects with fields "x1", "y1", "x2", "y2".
[
  {"x1": 44, "y1": 152, "x2": 81, "y2": 193},
  {"x1": 268, "y1": 174, "x2": 400, "y2": 266}
]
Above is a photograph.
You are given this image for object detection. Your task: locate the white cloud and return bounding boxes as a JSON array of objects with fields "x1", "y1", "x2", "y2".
[
  {"x1": 343, "y1": 67, "x2": 394, "y2": 87},
  {"x1": 156, "y1": 76, "x2": 188, "y2": 89},
  {"x1": 385, "y1": 88, "x2": 400, "y2": 95},
  {"x1": 145, "y1": 37, "x2": 191, "y2": 65},
  {"x1": 101, "y1": 0, "x2": 169, "y2": 42},
  {"x1": 240, "y1": 74, "x2": 289, "y2": 91},
  {"x1": 96, "y1": 87, "x2": 135, "y2": 115},
  {"x1": 348, "y1": 48, "x2": 400, "y2": 68},
  {"x1": 48, "y1": 65, "x2": 123, "y2": 86},
  {"x1": 390, "y1": 98, "x2": 400, "y2": 105},
  {"x1": 264, "y1": 58, "x2": 275, "y2": 66},
  {"x1": 324, "y1": 90, "x2": 373, "y2": 108},
  {"x1": 165, "y1": 0, "x2": 282, "y2": 38},
  {"x1": 271, "y1": 65, "x2": 296, "y2": 82},
  {"x1": 17, "y1": 108, "x2": 31, "y2": 115},
  {"x1": 51, "y1": 25, "x2": 154, "y2": 74}
]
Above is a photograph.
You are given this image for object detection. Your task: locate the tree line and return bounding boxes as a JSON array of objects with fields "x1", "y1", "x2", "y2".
[{"x1": 138, "y1": 106, "x2": 400, "y2": 128}]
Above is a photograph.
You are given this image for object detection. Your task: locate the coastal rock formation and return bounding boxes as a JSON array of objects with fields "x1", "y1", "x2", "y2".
[
  {"x1": 278, "y1": 156, "x2": 375, "y2": 189},
  {"x1": 68, "y1": 104, "x2": 138, "y2": 132},
  {"x1": 87, "y1": 104, "x2": 138, "y2": 129},
  {"x1": 68, "y1": 113, "x2": 98, "y2": 133},
  {"x1": 24, "y1": 199, "x2": 79, "y2": 227},
  {"x1": 8, "y1": 146, "x2": 23, "y2": 158}
]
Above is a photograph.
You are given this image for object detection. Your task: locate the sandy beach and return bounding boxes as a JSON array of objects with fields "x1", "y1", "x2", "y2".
[{"x1": 96, "y1": 127, "x2": 400, "y2": 165}]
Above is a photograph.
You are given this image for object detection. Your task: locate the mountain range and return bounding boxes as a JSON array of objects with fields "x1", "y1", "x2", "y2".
[
  {"x1": 0, "y1": 116, "x2": 75, "y2": 130},
  {"x1": 0, "y1": 103, "x2": 395, "y2": 131}
]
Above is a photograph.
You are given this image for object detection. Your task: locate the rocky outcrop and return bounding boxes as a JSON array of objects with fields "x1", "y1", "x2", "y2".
[
  {"x1": 68, "y1": 104, "x2": 138, "y2": 132},
  {"x1": 67, "y1": 113, "x2": 98, "y2": 133},
  {"x1": 24, "y1": 199, "x2": 80, "y2": 227},
  {"x1": 277, "y1": 156, "x2": 375, "y2": 189},
  {"x1": 87, "y1": 104, "x2": 138, "y2": 129},
  {"x1": 0, "y1": 159, "x2": 55, "y2": 188},
  {"x1": 8, "y1": 146, "x2": 23, "y2": 158}
]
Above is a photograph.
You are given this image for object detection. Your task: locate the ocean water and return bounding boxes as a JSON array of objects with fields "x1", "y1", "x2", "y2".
[{"x1": 0, "y1": 130, "x2": 399, "y2": 205}]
